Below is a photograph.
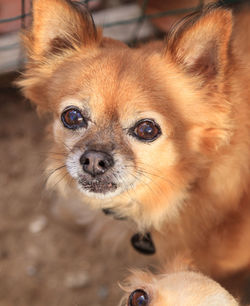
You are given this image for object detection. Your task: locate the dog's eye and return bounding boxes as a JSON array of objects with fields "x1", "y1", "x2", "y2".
[
  {"x1": 132, "y1": 119, "x2": 161, "y2": 142},
  {"x1": 128, "y1": 289, "x2": 149, "y2": 306},
  {"x1": 61, "y1": 108, "x2": 87, "y2": 130}
]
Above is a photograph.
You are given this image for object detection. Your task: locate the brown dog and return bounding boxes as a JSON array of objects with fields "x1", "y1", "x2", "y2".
[{"x1": 17, "y1": 0, "x2": 250, "y2": 298}]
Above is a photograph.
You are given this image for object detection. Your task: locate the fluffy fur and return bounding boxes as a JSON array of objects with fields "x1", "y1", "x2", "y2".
[
  {"x1": 17, "y1": 0, "x2": 250, "y2": 296},
  {"x1": 120, "y1": 264, "x2": 239, "y2": 306}
]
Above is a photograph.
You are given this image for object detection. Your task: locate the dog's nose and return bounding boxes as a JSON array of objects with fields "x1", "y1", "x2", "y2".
[{"x1": 80, "y1": 150, "x2": 114, "y2": 176}]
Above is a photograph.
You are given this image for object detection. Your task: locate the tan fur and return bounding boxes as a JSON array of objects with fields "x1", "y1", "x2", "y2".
[
  {"x1": 121, "y1": 264, "x2": 239, "y2": 305},
  {"x1": 17, "y1": 0, "x2": 250, "y2": 298}
]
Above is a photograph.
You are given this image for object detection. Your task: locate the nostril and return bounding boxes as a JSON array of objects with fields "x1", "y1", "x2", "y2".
[
  {"x1": 98, "y1": 160, "x2": 106, "y2": 168},
  {"x1": 83, "y1": 158, "x2": 90, "y2": 165}
]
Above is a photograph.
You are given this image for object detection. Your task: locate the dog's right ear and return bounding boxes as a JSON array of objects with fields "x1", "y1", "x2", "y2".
[
  {"x1": 25, "y1": 0, "x2": 100, "y2": 58},
  {"x1": 17, "y1": 0, "x2": 101, "y2": 110}
]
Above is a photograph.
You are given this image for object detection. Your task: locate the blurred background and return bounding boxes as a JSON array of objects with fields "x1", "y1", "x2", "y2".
[{"x1": 0, "y1": 0, "x2": 247, "y2": 305}]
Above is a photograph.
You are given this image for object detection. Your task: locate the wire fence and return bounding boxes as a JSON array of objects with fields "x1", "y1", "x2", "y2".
[
  {"x1": 0, "y1": 0, "x2": 247, "y2": 73},
  {"x1": 0, "y1": 0, "x2": 245, "y2": 26}
]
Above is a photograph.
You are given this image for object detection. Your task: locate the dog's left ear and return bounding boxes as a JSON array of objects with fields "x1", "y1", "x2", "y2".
[
  {"x1": 166, "y1": 7, "x2": 233, "y2": 83},
  {"x1": 26, "y1": 0, "x2": 100, "y2": 58}
]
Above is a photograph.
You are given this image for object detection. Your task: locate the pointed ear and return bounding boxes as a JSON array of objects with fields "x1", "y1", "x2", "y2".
[
  {"x1": 166, "y1": 7, "x2": 233, "y2": 82},
  {"x1": 27, "y1": 0, "x2": 100, "y2": 57}
]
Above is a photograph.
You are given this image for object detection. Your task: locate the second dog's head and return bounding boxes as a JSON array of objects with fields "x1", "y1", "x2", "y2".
[
  {"x1": 120, "y1": 270, "x2": 238, "y2": 306},
  {"x1": 18, "y1": 0, "x2": 234, "y2": 230}
]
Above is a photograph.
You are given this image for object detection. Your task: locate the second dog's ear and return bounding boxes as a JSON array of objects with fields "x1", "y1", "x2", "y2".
[
  {"x1": 27, "y1": 0, "x2": 99, "y2": 57},
  {"x1": 166, "y1": 7, "x2": 232, "y2": 83}
]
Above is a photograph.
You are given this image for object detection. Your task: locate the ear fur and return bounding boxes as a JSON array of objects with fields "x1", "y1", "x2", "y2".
[
  {"x1": 26, "y1": 0, "x2": 100, "y2": 58},
  {"x1": 166, "y1": 6, "x2": 233, "y2": 82},
  {"x1": 16, "y1": 0, "x2": 102, "y2": 111}
]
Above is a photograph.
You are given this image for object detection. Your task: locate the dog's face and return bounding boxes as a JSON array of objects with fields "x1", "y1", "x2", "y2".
[
  {"x1": 120, "y1": 270, "x2": 238, "y2": 306},
  {"x1": 18, "y1": 0, "x2": 233, "y2": 229},
  {"x1": 55, "y1": 52, "x2": 169, "y2": 199}
]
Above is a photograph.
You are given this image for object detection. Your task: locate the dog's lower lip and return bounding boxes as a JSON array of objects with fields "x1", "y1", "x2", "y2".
[{"x1": 78, "y1": 177, "x2": 117, "y2": 194}]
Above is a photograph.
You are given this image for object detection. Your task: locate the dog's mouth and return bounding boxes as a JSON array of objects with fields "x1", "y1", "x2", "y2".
[{"x1": 78, "y1": 176, "x2": 118, "y2": 194}]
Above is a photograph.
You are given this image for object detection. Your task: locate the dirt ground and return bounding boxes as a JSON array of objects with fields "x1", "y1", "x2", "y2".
[{"x1": 0, "y1": 83, "x2": 154, "y2": 306}]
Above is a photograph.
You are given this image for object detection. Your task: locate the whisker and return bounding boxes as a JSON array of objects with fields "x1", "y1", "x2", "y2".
[
  {"x1": 117, "y1": 170, "x2": 161, "y2": 207},
  {"x1": 129, "y1": 171, "x2": 155, "y2": 194},
  {"x1": 134, "y1": 163, "x2": 176, "y2": 187},
  {"x1": 121, "y1": 164, "x2": 173, "y2": 201},
  {"x1": 62, "y1": 141, "x2": 73, "y2": 153},
  {"x1": 44, "y1": 165, "x2": 67, "y2": 186},
  {"x1": 134, "y1": 170, "x2": 165, "y2": 199},
  {"x1": 47, "y1": 151, "x2": 68, "y2": 157},
  {"x1": 51, "y1": 171, "x2": 69, "y2": 190},
  {"x1": 46, "y1": 157, "x2": 67, "y2": 162}
]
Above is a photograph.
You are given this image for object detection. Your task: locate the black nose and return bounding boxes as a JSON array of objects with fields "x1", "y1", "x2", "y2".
[{"x1": 79, "y1": 150, "x2": 114, "y2": 176}]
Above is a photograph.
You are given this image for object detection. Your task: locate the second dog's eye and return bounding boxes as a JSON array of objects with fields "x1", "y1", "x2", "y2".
[
  {"x1": 131, "y1": 119, "x2": 161, "y2": 142},
  {"x1": 128, "y1": 289, "x2": 149, "y2": 306},
  {"x1": 61, "y1": 108, "x2": 87, "y2": 130}
]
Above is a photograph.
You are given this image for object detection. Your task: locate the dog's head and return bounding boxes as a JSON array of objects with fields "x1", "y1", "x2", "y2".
[
  {"x1": 120, "y1": 269, "x2": 238, "y2": 306},
  {"x1": 17, "y1": 0, "x2": 234, "y2": 230},
  {"x1": 120, "y1": 256, "x2": 238, "y2": 306}
]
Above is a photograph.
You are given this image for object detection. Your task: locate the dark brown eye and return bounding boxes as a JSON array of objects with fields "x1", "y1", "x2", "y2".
[
  {"x1": 128, "y1": 289, "x2": 149, "y2": 306},
  {"x1": 132, "y1": 119, "x2": 161, "y2": 142},
  {"x1": 61, "y1": 108, "x2": 87, "y2": 130}
]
